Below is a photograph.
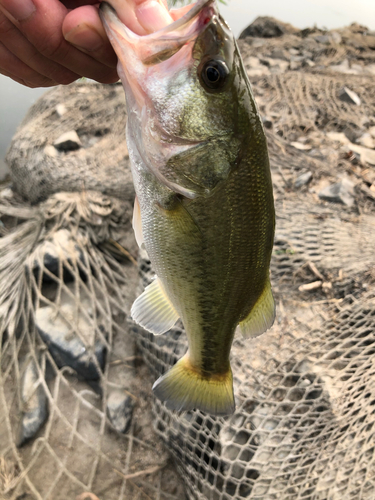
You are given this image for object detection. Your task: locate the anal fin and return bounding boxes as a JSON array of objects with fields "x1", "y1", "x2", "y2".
[
  {"x1": 131, "y1": 277, "x2": 179, "y2": 335},
  {"x1": 239, "y1": 279, "x2": 275, "y2": 338}
]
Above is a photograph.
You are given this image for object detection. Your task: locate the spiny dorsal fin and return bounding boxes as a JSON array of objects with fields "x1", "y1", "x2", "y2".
[
  {"x1": 132, "y1": 195, "x2": 144, "y2": 248},
  {"x1": 239, "y1": 279, "x2": 275, "y2": 338},
  {"x1": 131, "y1": 277, "x2": 179, "y2": 335}
]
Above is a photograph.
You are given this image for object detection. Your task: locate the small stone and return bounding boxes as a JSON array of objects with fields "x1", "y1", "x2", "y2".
[
  {"x1": 331, "y1": 31, "x2": 342, "y2": 44},
  {"x1": 346, "y1": 143, "x2": 375, "y2": 165},
  {"x1": 326, "y1": 132, "x2": 350, "y2": 145},
  {"x1": 318, "y1": 178, "x2": 355, "y2": 207},
  {"x1": 290, "y1": 60, "x2": 302, "y2": 71},
  {"x1": 295, "y1": 171, "x2": 313, "y2": 188},
  {"x1": 54, "y1": 130, "x2": 82, "y2": 151},
  {"x1": 36, "y1": 299, "x2": 106, "y2": 380},
  {"x1": 55, "y1": 104, "x2": 67, "y2": 117},
  {"x1": 31, "y1": 229, "x2": 85, "y2": 283},
  {"x1": 369, "y1": 126, "x2": 375, "y2": 139},
  {"x1": 338, "y1": 87, "x2": 361, "y2": 106},
  {"x1": 270, "y1": 48, "x2": 290, "y2": 61},
  {"x1": 290, "y1": 142, "x2": 312, "y2": 151},
  {"x1": 44, "y1": 145, "x2": 58, "y2": 158},
  {"x1": 247, "y1": 67, "x2": 269, "y2": 77},
  {"x1": 303, "y1": 59, "x2": 316, "y2": 67},
  {"x1": 357, "y1": 133, "x2": 375, "y2": 149},
  {"x1": 365, "y1": 64, "x2": 375, "y2": 76},
  {"x1": 17, "y1": 357, "x2": 48, "y2": 447},
  {"x1": 107, "y1": 391, "x2": 134, "y2": 433},
  {"x1": 261, "y1": 116, "x2": 273, "y2": 129},
  {"x1": 315, "y1": 35, "x2": 330, "y2": 44},
  {"x1": 330, "y1": 59, "x2": 360, "y2": 75}
]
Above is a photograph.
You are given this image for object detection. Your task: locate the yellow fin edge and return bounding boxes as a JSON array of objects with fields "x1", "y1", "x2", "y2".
[
  {"x1": 239, "y1": 279, "x2": 275, "y2": 338},
  {"x1": 152, "y1": 354, "x2": 235, "y2": 416},
  {"x1": 131, "y1": 277, "x2": 179, "y2": 335}
]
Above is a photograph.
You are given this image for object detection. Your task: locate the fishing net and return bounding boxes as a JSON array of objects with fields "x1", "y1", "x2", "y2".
[{"x1": 1, "y1": 19, "x2": 375, "y2": 500}]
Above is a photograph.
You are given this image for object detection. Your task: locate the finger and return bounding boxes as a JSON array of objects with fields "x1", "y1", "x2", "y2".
[
  {"x1": 170, "y1": 3, "x2": 195, "y2": 21},
  {"x1": 63, "y1": 5, "x2": 117, "y2": 69},
  {"x1": 107, "y1": 0, "x2": 173, "y2": 34},
  {"x1": 0, "y1": 0, "x2": 118, "y2": 83},
  {"x1": 0, "y1": 41, "x2": 56, "y2": 87},
  {"x1": 0, "y1": 8, "x2": 79, "y2": 84}
]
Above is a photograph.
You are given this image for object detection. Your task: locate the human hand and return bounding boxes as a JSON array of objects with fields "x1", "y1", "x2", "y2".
[{"x1": 0, "y1": 0, "x2": 173, "y2": 88}]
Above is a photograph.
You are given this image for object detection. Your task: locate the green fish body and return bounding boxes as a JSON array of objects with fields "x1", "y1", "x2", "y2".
[{"x1": 100, "y1": 0, "x2": 275, "y2": 415}]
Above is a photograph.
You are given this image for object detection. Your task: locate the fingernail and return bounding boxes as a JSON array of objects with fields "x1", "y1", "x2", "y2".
[
  {"x1": 64, "y1": 24, "x2": 104, "y2": 52},
  {"x1": 0, "y1": 0, "x2": 36, "y2": 21},
  {"x1": 136, "y1": 0, "x2": 173, "y2": 33}
]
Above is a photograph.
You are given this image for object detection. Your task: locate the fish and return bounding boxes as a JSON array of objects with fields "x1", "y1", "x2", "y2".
[{"x1": 100, "y1": 0, "x2": 275, "y2": 416}]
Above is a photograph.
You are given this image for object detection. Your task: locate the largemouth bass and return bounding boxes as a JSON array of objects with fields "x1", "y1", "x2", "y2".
[{"x1": 100, "y1": 0, "x2": 275, "y2": 416}]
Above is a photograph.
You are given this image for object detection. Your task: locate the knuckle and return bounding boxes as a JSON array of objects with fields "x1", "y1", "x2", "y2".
[
  {"x1": 23, "y1": 75, "x2": 56, "y2": 88},
  {"x1": 0, "y1": 12, "x2": 16, "y2": 37},
  {"x1": 35, "y1": 31, "x2": 71, "y2": 62}
]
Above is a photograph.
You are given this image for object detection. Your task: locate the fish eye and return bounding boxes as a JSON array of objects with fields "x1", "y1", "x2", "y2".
[{"x1": 199, "y1": 59, "x2": 229, "y2": 91}]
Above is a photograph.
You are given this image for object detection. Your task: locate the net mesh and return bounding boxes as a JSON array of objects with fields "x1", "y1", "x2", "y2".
[{"x1": 1, "y1": 20, "x2": 375, "y2": 500}]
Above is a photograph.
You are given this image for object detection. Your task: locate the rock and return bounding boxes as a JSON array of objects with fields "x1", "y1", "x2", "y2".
[
  {"x1": 295, "y1": 172, "x2": 313, "y2": 188},
  {"x1": 290, "y1": 142, "x2": 312, "y2": 151},
  {"x1": 318, "y1": 179, "x2": 355, "y2": 207},
  {"x1": 244, "y1": 56, "x2": 270, "y2": 77},
  {"x1": 315, "y1": 35, "x2": 331, "y2": 45},
  {"x1": 357, "y1": 133, "x2": 375, "y2": 149},
  {"x1": 260, "y1": 57, "x2": 289, "y2": 73},
  {"x1": 365, "y1": 64, "x2": 375, "y2": 76},
  {"x1": 270, "y1": 48, "x2": 290, "y2": 61},
  {"x1": 107, "y1": 391, "x2": 134, "y2": 433},
  {"x1": 17, "y1": 357, "x2": 48, "y2": 447},
  {"x1": 338, "y1": 87, "x2": 361, "y2": 106},
  {"x1": 326, "y1": 131, "x2": 350, "y2": 145},
  {"x1": 261, "y1": 116, "x2": 273, "y2": 129},
  {"x1": 36, "y1": 299, "x2": 106, "y2": 380},
  {"x1": 303, "y1": 59, "x2": 315, "y2": 68},
  {"x1": 346, "y1": 143, "x2": 375, "y2": 166},
  {"x1": 290, "y1": 60, "x2": 302, "y2": 71},
  {"x1": 44, "y1": 145, "x2": 59, "y2": 158},
  {"x1": 55, "y1": 104, "x2": 67, "y2": 117},
  {"x1": 239, "y1": 16, "x2": 298, "y2": 39},
  {"x1": 369, "y1": 126, "x2": 375, "y2": 139},
  {"x1": 31, "y1": 229, "x2": 86, "y2": 283},
  {"x1": 331, "y1": 31, "x2": 342, "y2": 44},
  {"x1": 330, "y1": 59, "x2": 362, "y2": 75},
  {"x1": 54, "y1": 130, "x2": 82, "y2": 152}
]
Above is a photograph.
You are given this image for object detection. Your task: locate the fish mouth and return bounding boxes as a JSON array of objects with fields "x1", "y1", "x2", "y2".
[{"x1": 99, "y1": 0, "x2": 217, "y2": 68}]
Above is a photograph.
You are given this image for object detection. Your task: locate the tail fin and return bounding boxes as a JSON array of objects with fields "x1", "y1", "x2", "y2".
[{"x1": 152, "y1": 354, "x2": 235, "y2": 416}]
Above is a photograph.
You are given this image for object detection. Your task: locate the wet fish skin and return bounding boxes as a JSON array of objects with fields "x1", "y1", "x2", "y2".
[{"x1": 100, "y1": 0, "x2": 275, "y2": 415}]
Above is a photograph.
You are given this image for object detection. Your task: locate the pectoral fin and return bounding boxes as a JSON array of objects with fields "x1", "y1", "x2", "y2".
[
  {"x1": 132, "y1": 196, "x2": 144, "y2": 248},
  {"x1": 131, "y1": 277, "x2": 179, "y2": 335},
  {"x1": 239, "y1": 280, "x2": 275, "y2": 338}
]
